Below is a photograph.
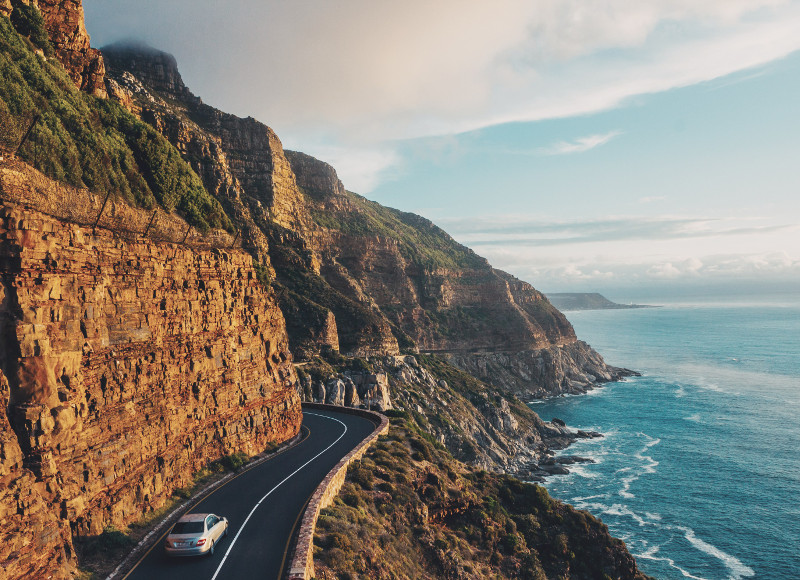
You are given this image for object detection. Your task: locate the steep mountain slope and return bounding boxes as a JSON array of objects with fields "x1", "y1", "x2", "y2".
[
  {"x1": 0, "y1": 3, "x2": 649, "y2": 578},
  {"x1": 314, "y1": 414, "x2": 650, "y2": 580},
  {"x1": 101, "y1": 43, "x2": 632, "y2": 400},
  {"x1": 0, "y1": 7, "x2": 302, "y2": 576}
]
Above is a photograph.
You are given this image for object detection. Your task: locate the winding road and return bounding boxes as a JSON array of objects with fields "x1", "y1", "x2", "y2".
[{"x1": 122, "y1": 408, "x2": 377, "y2": 580}]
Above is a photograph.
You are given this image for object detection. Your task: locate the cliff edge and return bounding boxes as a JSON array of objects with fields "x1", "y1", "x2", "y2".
[{"x1": 98, "y1": 45, "x2": 632, "y2": 398}]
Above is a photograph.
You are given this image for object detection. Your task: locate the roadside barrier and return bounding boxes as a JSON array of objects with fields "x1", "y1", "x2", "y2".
[{"x1": 286, "y1": 403, "x2": 389, "y2": 580}]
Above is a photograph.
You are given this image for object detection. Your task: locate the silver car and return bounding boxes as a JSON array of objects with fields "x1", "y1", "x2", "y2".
[{"x1": 164, "y1": 513, "x2": 229, "y2": 556}]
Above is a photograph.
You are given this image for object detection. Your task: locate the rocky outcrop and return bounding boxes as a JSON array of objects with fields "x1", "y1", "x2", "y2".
[
  {"x1": 288, "y1": 150, "x2": 346, "y2": 199},
  {"x1": 445, "y1": 341, "x2": 638, "y2": 399},
  {"x1": 297, "y1": 355, "x2": 588, "y2": 476},
  {"x1": 23, "y1": 0, "x2": 107, "y2": 96},
  {"x1": 305, "y1": 370, "x2": 392, "y2": 412},
  {"x1": 98, "y1": 40, "x2": 193, "y2": 103},
  {"x1": 3, "y1": 0, "x2": 105, "y2": 92},
  {"x1": 0, "y1": 161, "x2": 302, "y2": 549}
]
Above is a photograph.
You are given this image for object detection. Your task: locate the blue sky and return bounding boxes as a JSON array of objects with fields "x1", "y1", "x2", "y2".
[{"x1": 84, "y1": 0, "x2": 800, "y2": 297}]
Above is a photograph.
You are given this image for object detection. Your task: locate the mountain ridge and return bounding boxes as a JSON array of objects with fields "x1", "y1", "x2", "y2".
[
  {"x1": 547, "y1": 292, "x2": 654, "y2": 311},
  {"x1": 0, "y1": 5, "x2": 646, "y2": 578}
]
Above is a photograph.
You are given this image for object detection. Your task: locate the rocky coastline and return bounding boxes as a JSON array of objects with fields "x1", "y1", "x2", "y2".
[
  {"x1": 295, "y1": 352, "x2": 631, "y2": 482},
  {"x1": 0, "y1": 3, "x2": 651, "y2": 577}
]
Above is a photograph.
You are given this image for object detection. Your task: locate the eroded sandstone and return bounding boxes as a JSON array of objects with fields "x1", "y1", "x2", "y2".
[{"x1": 0, "y1": 201, "x2": 302, "y2": 537}]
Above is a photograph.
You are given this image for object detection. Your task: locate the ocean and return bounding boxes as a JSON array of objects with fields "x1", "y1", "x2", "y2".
[{"x1": 532, "y1": 293, "x2": 800, "y2": 580}]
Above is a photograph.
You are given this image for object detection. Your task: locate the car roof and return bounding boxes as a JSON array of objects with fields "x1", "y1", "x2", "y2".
[{"x1": 177, "y1": 513, "x2": 211, "y2": 522}]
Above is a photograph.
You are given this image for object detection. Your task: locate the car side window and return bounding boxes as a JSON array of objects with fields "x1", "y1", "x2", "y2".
[{"x1": 206, "y1": 516, "x2": 214, "y2": 529}]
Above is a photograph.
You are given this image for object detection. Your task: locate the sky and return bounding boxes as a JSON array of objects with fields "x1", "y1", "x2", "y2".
[{"x1": 83, "y1": 0, "x2": 800, "y2": 298}]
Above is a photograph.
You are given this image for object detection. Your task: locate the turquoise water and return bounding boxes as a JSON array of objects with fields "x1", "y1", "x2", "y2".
[{"x1": 532, "y1": 295, "x2": 800, "y2": 580}]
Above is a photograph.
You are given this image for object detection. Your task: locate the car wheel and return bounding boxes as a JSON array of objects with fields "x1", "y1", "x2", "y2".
[
  {"x1": 209, "y1": 540, "x2": 215, "y2": 556},
  {"x1": 224, "y1": 524, "x2": 229, "y2": 537}
]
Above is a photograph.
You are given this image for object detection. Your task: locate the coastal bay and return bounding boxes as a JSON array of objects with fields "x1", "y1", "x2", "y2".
[{"x1": 533, "y1": 295, "x2": 800, "y2": 579}]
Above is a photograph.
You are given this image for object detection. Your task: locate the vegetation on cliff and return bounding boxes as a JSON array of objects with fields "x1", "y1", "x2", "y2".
[
  {"x1": 298, "y1": 351, "x2": 584, "y2": 478},
  {"x1": 306, "y1": 187, "x2": 487, "y2": 271},
  {"x1": 314, "y1": 414, "x2": 650, "y2": 580},
  {"x1": 0, "y1": 14, "x2": 230, "y2": 232}
]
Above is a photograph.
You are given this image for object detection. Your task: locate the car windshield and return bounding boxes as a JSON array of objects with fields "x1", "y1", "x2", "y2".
[{"x1": 171, "y1": 521, "x2": 204, "y2": 534}]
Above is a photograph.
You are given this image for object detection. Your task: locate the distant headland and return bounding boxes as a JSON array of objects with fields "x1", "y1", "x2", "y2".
[{"x1": 547, "y1": 293, "x2": 656, "y2": 311}]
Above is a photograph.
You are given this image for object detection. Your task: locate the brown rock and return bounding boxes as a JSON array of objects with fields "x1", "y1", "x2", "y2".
[
  {"x1": 0, "y1": 371, "x2": 75, "y2": 580},
  {"x1": 0, "y1": 165, "x2": 302, "y2": 571},
  {"x1": 35, "y1": 0, "x2": 107, "y2": 96}
]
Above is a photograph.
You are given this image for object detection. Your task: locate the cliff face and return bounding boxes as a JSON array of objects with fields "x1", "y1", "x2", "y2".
[
  {"x1": 102, "y1": 45, "x2": 400, "y2": 358},
  {"x1": 0, "y1": 202, "x2": 301, "y2": 537},
  {"x1": 0, "y1": 370, "x2": 74, "y2": 580},
  {"x1": 36, "y1": 0, "x2": 106, "y2": 95},
  {"x1": 103, "y1": 42, "x2": 312, "y2": 237},
  {"x1": 100, "y1": 43, "x2": 626, "y2": 398},
  {"x1": 0, "y1": 163, "x2": 301, "y2": 575}
]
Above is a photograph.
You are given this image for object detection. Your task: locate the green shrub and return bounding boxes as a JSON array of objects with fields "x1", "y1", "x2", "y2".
[
  {"x1": 9, "y1": 2, "x2": 52, "y2": 56},
  {"x1": 349, "y1": 463, "x2": 374, "y2": 490},
  {"x1": 219, "y1": 452, "x2": 249, "y2": 472},
  {"x1": 0, "y1": 17, "x2": 231, "y2": 233}
]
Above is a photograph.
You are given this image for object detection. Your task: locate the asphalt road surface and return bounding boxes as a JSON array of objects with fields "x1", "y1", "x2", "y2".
[{"x1": 123, "y1": 408, "x2": 377, "y2": 580}]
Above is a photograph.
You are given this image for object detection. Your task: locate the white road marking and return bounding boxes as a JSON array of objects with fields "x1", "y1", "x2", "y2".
[{"x1": 210, "y1": 412, "x2": 348, "y2": 580}]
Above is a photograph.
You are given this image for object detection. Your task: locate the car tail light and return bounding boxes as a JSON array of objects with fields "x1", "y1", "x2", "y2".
[{"x1": 196, "y1": 538, "x2": 206, "y2": 546}]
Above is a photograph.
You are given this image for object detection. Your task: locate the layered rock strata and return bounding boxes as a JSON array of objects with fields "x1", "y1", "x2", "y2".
[
  {"x1": 0, "y1": 189, "x2": 301, "y2": 541},
  {"x1": 445, "y1": 341, "x2": 637, "y2": 399},
  {"x1": 0, "y1": 370, "x2": 74, "y2": 580}
]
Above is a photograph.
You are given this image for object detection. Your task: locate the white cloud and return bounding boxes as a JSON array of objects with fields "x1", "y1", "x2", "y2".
[
  {"x1": 541, "y1": 131, "x2": 622, "y2": 155},
  {"x1": 86, "y1": 0, "x2": 800, "y2": 146},
  {"x1": 298, "y1": 145, "x2": 401, "y2": 194},
  {"x1": 439, "y1": 212, "x2": 800, "y2": 288}
]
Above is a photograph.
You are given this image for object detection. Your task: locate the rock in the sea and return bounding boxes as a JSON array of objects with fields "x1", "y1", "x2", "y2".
[{"x1": 555, "y1": 455, "x2": 595, "y2": 465}]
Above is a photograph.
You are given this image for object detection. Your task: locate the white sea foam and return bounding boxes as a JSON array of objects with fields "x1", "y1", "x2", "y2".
[
  {"x1": 568, "y1": 464, "x2": 599, "y2": 479},
  {"x1": 617, "y1": 435, "x2": 660, "y2": 498},
  {"x1": 684, "y1": 413, "x2": 702, "y2": 422},
  {"x1": 635, "y1": 547, "x2": 709, "y2": 580},
  {"x1": 572, "y1": 493, "x2": 608, "y2": 502},
  {"x1": 577, "y1": 502, "x2": 658, "y2": 528},
  {"x1": 673, "y1": 361, "x2": 800, "y2": 397},
  {"x1": 677, "y1": 526, "x2": 755, "y2": 580}
]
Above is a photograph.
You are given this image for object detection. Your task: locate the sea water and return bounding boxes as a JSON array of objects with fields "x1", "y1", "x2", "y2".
[{"x1": 532, "y1": 294, "x2": 800, "y2": 580}]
